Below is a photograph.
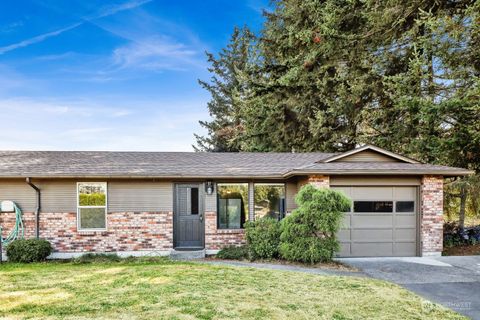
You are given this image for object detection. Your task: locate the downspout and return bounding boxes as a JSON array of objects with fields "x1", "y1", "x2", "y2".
[{"x1": 26, "y1": 178, "x2": 41, "y2": 239}]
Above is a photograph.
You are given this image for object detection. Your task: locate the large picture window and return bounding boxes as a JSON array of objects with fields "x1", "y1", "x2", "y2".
[
  {"x1": 254, "y1": 183, "x2": 285, "y2": 220},
  {"x1": 77, "y1": 182, "x2": 107, "y2": 230},
  {"x1": 217, "y1": 183, "x2": 248, "y2": 229}
]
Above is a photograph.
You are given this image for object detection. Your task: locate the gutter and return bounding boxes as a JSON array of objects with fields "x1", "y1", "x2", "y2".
[
  {"x1": 0, "y1": 170, "x2": 474, "y2": 180},
  {"x1": 26, "y1": 178, "x2": 41, "y2": 239},
  {"x1": 0, "y1": 174, "x2": 288, "y2": 180},
  {"x1": 282, "y1": 169, "x2": 476, "y2": 178}
]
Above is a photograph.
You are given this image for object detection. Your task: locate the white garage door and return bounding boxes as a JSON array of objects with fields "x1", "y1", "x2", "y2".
[{"x1": 332, "y1": 186, "x2": 418, "y2": 257}]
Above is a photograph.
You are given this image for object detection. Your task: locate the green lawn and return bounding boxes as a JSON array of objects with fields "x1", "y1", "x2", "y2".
[{"x1": 0, "y1": 258, "x2": 465, "y2": 320}]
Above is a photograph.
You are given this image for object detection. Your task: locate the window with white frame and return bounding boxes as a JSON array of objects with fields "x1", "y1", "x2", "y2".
[{"x1": 77, "y1": 182, "x2": 107, "y2": 230}]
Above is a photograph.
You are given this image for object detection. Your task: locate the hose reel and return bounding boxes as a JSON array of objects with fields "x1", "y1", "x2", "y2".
[{"x1": 0, "y1": 200, "x2": 24, "y2": 246}]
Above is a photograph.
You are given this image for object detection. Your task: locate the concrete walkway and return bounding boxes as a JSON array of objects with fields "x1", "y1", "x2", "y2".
[{"x1": 339, "y1": 256, "x2": 480, "y2": 320}]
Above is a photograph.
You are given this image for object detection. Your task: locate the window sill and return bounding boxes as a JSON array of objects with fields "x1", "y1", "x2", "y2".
[
  {"x1": 77, "y1": 229, "x2": 108, "y2": 234},
  {"x1": 216, "y1": 228, "x2": 245, "y2": 234}
]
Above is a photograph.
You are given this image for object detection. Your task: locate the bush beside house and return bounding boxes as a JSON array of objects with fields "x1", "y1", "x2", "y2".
[
  {"x1": 216, "y1": 185, "x2": 351, "y2": 264},
  {"x1": 216, "y1": 246, "x2": 249, "y2": 260},
  {"x1": 280, "y1": 185, "x2": 350, "y2": 263},
  {"x1": 245, "y1": 217, "x2": 281, "y2": 260},
  {"x1": 6, "y1": 239, "x2": 53, "y2": 263}
]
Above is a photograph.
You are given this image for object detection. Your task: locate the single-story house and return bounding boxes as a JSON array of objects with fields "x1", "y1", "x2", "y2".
[{"x1": 0, "y1": 145, "x2": 473, "y2": 258}]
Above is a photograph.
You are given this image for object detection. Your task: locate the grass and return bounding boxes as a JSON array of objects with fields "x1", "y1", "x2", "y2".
[{"x1": 0, "y1": 258, "x2": 465, "y2": 320}]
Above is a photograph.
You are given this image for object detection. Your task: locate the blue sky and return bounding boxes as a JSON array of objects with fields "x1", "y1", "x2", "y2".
[{"x1": 0, "y1": 0, "x2": 268, "y2": 151}]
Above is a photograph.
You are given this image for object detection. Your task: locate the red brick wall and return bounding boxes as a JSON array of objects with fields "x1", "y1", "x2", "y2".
[
  {"x1": 421, "y1": 175, "x2": 444, "y2": 256},
  {"x1": 0, "y1": 211, "x2": 36, "y2": 240},
  {"x1": 3, "y1": 210, "x2": 247, "y2": 253},
  {"x1": 308, "y1": 175, "x2": 330, "y2": 188},
  {"x1": 1, "y1": 211, "x2": 173, "y2": 253},
  {"x1": 204, "y1": 211, "x2": 245, "y2": 251}
]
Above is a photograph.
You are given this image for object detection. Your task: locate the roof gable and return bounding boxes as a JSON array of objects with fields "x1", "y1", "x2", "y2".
[{"x1": 321, "y1": 145, "x2": 420, "y2": 164}]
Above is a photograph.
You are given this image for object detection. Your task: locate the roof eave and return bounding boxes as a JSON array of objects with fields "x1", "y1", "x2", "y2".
[
  {"x1": 0, "y1": 169, "x2": 474, "y2": 180},
  {"x1": 0, "y1": 174, "x2": 288, "y2": 180},
  {"x1": 283, "y1": 169, "x2": 475, "y2": 178}
]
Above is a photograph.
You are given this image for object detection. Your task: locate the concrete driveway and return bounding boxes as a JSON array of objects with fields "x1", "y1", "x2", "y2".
[{"x1": 339, "y1": 256, "x2": 480, "y2": 319}]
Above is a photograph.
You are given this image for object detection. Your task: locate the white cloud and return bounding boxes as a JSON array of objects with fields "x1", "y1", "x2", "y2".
[
  {"x1": 0, "y1": 97, "x2": 132, "y2": 118},
  {"x1": 0, "y1": 97, "x2": 208, "y2": 151},
  {"x1": 34, "y1": 52, "x2": 76, "y2": 61},
  {"x1": 0, "y1": 0, "x2": 152, "y2": 55},
  {"x1": 112, "y1": 36, "x2": 202, "y2": 71},
  {"x1": 0, "y1": 64, "x2": 44, "y2": 95},
  {"x1": 0, "y1": 23, "x2": 82, "y2": 55},
  {"x1": 64, "y1": 127, "x2": 112, "y2": 136},
  {"x1": 0, "y1": 20, "x2": 25, "y2": 33},
  {"x1": 87, "y1": 0, "x2": 153, "y2": 20},
  {"x1": 112, "y1": 110, "x2": 133, "y2": 117},
  {"x1": 43, "y1": 106, "x2": 70, "y2": 114}
]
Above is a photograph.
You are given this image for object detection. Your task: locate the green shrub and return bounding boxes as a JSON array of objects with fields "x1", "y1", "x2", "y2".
[
  {"x1": 73, "y1": 253, "x2": 122, "y2": 264},
  {"x1": 216, "y1": 246, "x2": 249, "y2": 260},
  {"x1": 245, "y1": 217, "x2": 281, "y2": 260},
  {"x1": 279, "y1": 185, "x2": 351, "y2": 264},
  {"x1": 6, "y1": 239, "x2": 53, "y2": 263}
]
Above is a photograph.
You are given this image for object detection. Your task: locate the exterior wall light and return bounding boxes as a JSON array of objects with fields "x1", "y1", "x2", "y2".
[{"x1": 205, "y1": 181, "x2": 214, "y2": 195}]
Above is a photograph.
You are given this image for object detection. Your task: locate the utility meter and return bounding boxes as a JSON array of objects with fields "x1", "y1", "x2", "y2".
[{"x1": 1, "y1": 200, "x2": 15, "y2": 212}]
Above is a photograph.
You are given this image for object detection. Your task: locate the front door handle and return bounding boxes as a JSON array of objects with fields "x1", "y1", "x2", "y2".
[{"x1": 199, "y1": 213, "x2": 203, "y2": 222}]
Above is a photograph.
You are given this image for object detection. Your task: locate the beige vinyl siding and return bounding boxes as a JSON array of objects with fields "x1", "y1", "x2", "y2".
[
  {"x1": 0, "y1": 180, "x2": 36, "y2": 212},
  {"x1": 249, "y1": 182, "x2": 254, "y2": 220},
  {"x1": 286, "y1": 181, "x2": 298, "y2": 212},
  {"x1": 339, "y1": 150, "x2": 401, "y2": 162},
  {"x1": 1, "y1": 179, "x2": 175, "y2": 213},
  {"x1": 108, "y1": 181, "x2": 173, "y2": 212},
  {"x1": 37, "y1": 180, "x2": 76, "y2": 212},
  {"x1": 330, "y1": 176, "x2": 421, "y2": 186},
  {"x1": 296, "y1": 177, "x2": 309, "y2": 191}
]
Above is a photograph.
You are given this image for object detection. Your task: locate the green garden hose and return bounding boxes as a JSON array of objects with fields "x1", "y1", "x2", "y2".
[{"x1": 0, "y1": 202, "x2": 24, "y2": 246}]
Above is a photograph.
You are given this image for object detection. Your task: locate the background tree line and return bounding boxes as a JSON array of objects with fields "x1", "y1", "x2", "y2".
[{"x1": 195, "y1": 0, "x2": 480, "y2": 227}]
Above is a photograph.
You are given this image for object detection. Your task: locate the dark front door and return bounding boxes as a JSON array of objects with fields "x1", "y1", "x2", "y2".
[{"x1": 174, "y1": 183, "x2": 204, "y2": 249}]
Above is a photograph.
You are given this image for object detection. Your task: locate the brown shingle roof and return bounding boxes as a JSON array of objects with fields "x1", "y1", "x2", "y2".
[
  {"x1": 0, "y1": 151, "x2": 334, "y2": 178},
  {"x1": 0, "y1": 151, "x2": 471, "y2": 178}
]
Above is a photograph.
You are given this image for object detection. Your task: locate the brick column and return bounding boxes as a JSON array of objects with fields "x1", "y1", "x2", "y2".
[
  {"x1": 204, "y1": 211, "x2": 217, "y2": 250},
  {"x1": 421, "y1": 175, "x2": 444, "y2": 256},
  {"x1": 308, "y1": 175, "x2": 330, "y2": 188}
]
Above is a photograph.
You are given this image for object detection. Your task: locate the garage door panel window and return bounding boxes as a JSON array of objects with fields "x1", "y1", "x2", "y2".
[
  {"x1": 396, "y1": 201, "x2": 414, "y2": 213},
  {"x1": 353, "y1": 201, "x2": 393, "y2": 213}
]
